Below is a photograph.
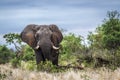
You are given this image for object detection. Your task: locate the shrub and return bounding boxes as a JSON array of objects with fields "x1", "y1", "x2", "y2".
[
  {"x1": 21, "y1": 45, "x2": 35, "y2": 61},
  {"x1": 10, "y1": 57, "x2": 21, "y2": 68},
  {"x1": 59, "y1": 33, "x2": 83, "y2": 66},
  {"x1": 20, "y1": 60, "x2": 36, "y2": 71},
  {"x1": 0, "y1": 45, "x2": 15, "y2": 64},
  {"x1": 37, "y1": 60, "x2": 66, "y2": 73}
]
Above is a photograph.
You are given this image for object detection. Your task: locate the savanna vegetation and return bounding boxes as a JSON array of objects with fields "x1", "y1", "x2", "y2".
[{"x1": 0, "y1": 10, "x2": 120, "y2": 80}]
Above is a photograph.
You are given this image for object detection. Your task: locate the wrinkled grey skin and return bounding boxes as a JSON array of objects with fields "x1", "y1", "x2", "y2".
[{"x1": 20, "y1": 24, "x2": 63, "y2": 65}]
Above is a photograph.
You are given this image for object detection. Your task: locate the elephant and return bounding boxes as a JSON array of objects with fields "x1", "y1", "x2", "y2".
[{"x1": 20, "y1": 24, "x2": 63, "y2": 65}]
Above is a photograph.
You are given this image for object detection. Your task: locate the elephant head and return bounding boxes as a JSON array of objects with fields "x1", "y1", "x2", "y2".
[{"x1": 20, "y1": 24, "x2": 63, "y2": 65}]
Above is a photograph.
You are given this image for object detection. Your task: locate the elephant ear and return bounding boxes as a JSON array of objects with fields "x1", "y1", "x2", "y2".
[
  {"x1": 49, "y1": 24, "x2": 63, "y2": 46},
  {"x1": 20, "y1": 24, "x2": 37, "y2": 48}
]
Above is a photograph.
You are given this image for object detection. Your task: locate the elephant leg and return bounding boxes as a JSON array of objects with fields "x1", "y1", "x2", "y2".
[
  {"x1": 51, "y1": 50, "x2": 59, "y2": 66},
  {"x1": 34, "y1": 49, "x2": 45, "y2": 65},
  {"x1": 52, "y1": 55, "x2": 59, "y2": 66}
]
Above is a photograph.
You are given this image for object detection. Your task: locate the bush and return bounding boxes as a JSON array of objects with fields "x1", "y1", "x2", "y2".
[
  {"x1": 0, "y1": 45, "x2": 15, "y2": 64},
  {"x1": 21, "y1": 45, "x2": 35, "y2": 61},
  {"x1": 10, "y1": 57, "x2": 21, "y2": 68},
  {"x1": 59, "y1": 33, "x2": 83, "y2": 66},
  {"x1": 76, "y1": 47, "x2": 120, "y2": 70},
  {"x1": 37, "y1": 60, "x2": 66, "y2": 73},
  {"x1": 20, "y1": 60, "x2": 36, "y2": 70},
  {"x1": 111, "y1": 48, "x2": 120, "y2": 69},
  {"x1": 61, "y1": 33, "x2": 83, "y2": 54},
  {"x1": 10, "y1": 45, "x2": 35, "y2": 68}
]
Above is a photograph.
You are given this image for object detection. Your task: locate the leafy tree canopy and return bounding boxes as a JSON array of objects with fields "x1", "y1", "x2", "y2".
[{"x1": 88, "y1": 10, "x2": 120, "y2": 50}]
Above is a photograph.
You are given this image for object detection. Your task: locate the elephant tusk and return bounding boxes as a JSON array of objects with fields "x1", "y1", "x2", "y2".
[
  {"x1": 35, "y1": 45, "x2": 39, "y2": 49},
  {"x1": 52, "y1": 45, "x2": 59, "y2": 50}
]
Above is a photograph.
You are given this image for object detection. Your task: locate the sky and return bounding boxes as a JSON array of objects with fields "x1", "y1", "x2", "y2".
[{"x1": 0, "y1": 0, "x2": 120, "y2": 46}]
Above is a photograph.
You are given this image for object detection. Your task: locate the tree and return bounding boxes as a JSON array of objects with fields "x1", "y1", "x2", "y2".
[
  {"x1": 88, "y1": 11, "x2": 120, "y2": 50},
  {"x1": 86, "y1": 11, "x2": 120, "y2": 68},
  {"x1": 102, "y1": 11, "x2": 120, "y2": 50},
  {"x1": 0, "y1": 45, "x2": 15, "y2": 64},
  {"x1": 59, "y1": 33, "x2": 84, "y2": 65},
  {"x1": 3, "y1": 33, "x2": 22, "y2": 52},
  {"x1": 22, "y1": 45, "x2": 35, "y2": 61},
  {"x1": 61, "y1": 33, "x2": 83, "y2": 54}
]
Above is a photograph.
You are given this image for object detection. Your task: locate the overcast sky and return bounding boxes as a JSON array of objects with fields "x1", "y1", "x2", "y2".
[{"x1": 0, "y1": 0, "x2": 120, "y2": 45}]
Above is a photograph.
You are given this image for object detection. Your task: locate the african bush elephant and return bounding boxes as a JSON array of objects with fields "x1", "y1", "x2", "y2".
[{"x1": 20, "y1": 24, "x2": 63, "y2": 65}]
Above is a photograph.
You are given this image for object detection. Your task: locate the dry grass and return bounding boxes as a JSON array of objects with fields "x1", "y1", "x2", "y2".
[{"x1": 0, "y1": 64, "x2": 120, "y2": 80}]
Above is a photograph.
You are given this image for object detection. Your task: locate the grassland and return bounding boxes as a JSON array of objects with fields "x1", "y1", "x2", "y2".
[{"x1": 0, "y1": 64, "x2": 120, "y2": 80}]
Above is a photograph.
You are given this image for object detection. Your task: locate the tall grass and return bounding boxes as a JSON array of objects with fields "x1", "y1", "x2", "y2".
[{"x1": 0, "y1": 64, "x2": 120, "y2": 80}]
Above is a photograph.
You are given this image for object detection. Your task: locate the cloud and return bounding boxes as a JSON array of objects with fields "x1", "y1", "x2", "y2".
[
  {"x1": 0, "y1": 0, "x2": 120, "y2": 45},
  {"x1": 0, "y1": 7, "x2": 103, "y2": 34},
  {"x1": 0, "y1": 7, "x2": 102, "y2": 22},
  {"x1": 0, "y1": 8, "x2": 46, "y2": 19},
  {"x1": 1, "y1": 0, "x2": 120, "y2": 10}
]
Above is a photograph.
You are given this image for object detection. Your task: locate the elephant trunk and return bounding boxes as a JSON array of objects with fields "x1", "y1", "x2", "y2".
[{"x1": 35, "y1": 39, "x2": 52, "y2": 60}]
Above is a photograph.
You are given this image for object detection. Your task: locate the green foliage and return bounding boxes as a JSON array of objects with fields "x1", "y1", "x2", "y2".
[
  {"x1": 86, "y1": 11, "x2": 120, "y2": 69},
  {"x1": 10, "y1": 57, "x2": 21, "y2": 68},
  {"x1": 37, "y1": 60, "x2": 66, "y2": 73},
  {"x1": 21, "y1": 45, "x2": 35, "y2": 61},
  {"x1": 102, "y1": 11, "x2": 120, "y2": 50},
  {"x1": 87, "y1": 27, "x2": 103, "y2": 49},
  {"x1": 59, "y1": 33, "x2": 83, "y2": 65},
  {"x1": 77, "y1": 49, "x2": 113, "y2": 68},
  {"x1": 3, "y1": 33, "x2": 22, "y2": 45},
  {"x1": 20, "y1": 60, "x2": 36, "y2": 70},
  {"x1": 88, "y1": 11, "x2": 120, "y2": 50},
  {"x1": 3, "y1": 33, "x2": 22, "y2": 52},
  {"x1": 3, "y1": 33, "x2": 35, "y2": 67},
  {"x1": 110, "y1": 47, "x2": 120, "y2": 69},
  {"x1": 61, "y1": 33, "x2": 83, "y2": 54},
  {"x1": 10, "y1": 45, "x2": 35, "y2": 68},
  {"x1": 0, "y1": 45, "x2": 15, "y2": 64},
  {"x1": 2, "y1": 11, "x2": 120, "y2": 71}
]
